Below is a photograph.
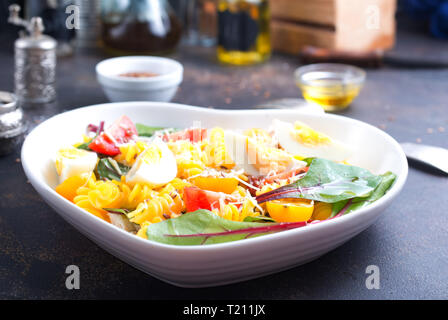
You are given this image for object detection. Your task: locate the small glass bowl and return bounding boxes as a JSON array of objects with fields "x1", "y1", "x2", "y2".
[{"x1": 294, "y1": 63, "x2": 366, "y2": 112}]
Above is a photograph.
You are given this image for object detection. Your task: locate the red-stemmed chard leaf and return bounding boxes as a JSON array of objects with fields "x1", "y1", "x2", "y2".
[
  {"x1": 87, "y1": 121, "x2": 105, "y2": 135},
  {"x1": 327, "y1": 171, "x2": 397, "y2": 218},
  {"x1": 256, "y1": 158, "x2": 383, "y2": 204},
  {"x1": 165, "y1": 221, "x2": 307, "y2": 245},
  {"x1": 146, "y1": 210, "x2": 307, "y2": 245}
]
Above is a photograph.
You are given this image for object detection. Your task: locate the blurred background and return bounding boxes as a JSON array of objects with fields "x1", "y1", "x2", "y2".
[
  {"x1": 1, "y1": 0, "x2": 447, "y2": 136},
  {"x1": 0, "y1": 0, "x2": 447, "y2": 119},
  {"x1": 0, "y1": 0, "x2": 448, "y2": 110},
  {"x1": 1, "y1": 0, "x2": 447, "y2": 59},
  {"x1": 1, "y1": 1, "x2": 448, "y2": 46}
]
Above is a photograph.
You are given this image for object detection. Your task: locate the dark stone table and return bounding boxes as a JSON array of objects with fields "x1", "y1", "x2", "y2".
[{"x1": 0, "y1": 28, "x2": 447, "y2": 299}]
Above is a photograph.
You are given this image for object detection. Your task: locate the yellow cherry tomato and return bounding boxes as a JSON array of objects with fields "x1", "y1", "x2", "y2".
[
  {"x1": 55, "y1": 174, "x2": 89, "y2": 202},
  {"x1": 192, "y1": 176, "x2": 239, "y2": 194},
  {"x1": 312, "y1": 202, "x2": 333, "y2": 221},
  {"x1": 266, "y1": 199, "x2": 314, "y2": 223}
]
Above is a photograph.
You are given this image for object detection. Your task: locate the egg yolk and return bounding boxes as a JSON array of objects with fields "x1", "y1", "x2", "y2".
[
  {"x1": 290, "y1": 122, "x2": 331, "y2": 147},
  {"x1": 141, "y1": 145, "x2": 163, "y2": 165},
  {"x1": 244, "y1": 128, "x2": 273, "y2": 146}
]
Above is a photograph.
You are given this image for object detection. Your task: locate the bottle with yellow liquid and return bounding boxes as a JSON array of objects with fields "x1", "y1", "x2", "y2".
[{"x1": 217, "y1": 0, "x2": 270, "y2": 65}]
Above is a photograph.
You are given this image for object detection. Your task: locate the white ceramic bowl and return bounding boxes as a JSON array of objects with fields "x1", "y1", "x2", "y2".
[
  {"x1": 21, "y1": 102, "x2": 407, "y2": 288},
  {"x1": 96, "y1": 56, "x2": 183, "y2": 102}
]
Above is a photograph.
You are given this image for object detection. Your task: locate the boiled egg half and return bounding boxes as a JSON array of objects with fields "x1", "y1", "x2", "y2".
[
  {"x1": 55, "y1": 147, "x2": 98, "y2": 183},
  {"x1": 126, "y1": 139, "x2": 177, "y2": 187},
  {"x1": 273, "y1": 119, "x2": 351, "y2": 162}
]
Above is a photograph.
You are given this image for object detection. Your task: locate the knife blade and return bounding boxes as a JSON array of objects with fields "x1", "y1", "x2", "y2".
[{"x1": 400, "y1": 142, "x2": 448, "y2": 175}]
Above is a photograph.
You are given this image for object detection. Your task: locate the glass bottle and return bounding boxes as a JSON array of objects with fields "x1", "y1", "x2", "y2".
[
  {"x1": 217, "y1": 0, "x2": 270, "y2": 65},
  {"x1": 100, "y1": 0, "x2": 182, "y2": 55},
  {"x1": 171, "y1": 0, "x2": 218, "y2": 47}
]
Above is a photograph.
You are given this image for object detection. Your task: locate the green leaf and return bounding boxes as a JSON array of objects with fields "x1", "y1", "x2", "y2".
[
  {"x1": 330, "y1": 171, "x2": 396, "y2": 217},
  {"x1": 301, "y1": 157, "x2": 315, "y2": 166},
  {"x1": 330, "y1": 200, "x2": 349, "y2": 217},
  {"x1": 256, "y1": 158, "x2": 384, "y2": 204},
  {"x1": 104, "y1": 208, "x2": 130, "y2": 215},
  {"x1": 146, "y1": 210, "x2": 306, "y2": 246},
  {"x1": 96, "y1": 158, "x2": 130, "y2": 181},
  {"x1": 243, "y1": 215, "x2": 276, "y2": 223},
  {"x1": 76, "y1": 139, "x2": 92, "y2": 151},
  {"x1": 136, "y1": 123, "x2": 169, "y2": 137}
]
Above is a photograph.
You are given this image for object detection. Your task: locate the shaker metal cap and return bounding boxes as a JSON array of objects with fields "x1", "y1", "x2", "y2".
[
  {"x1": 0, "y1": 91, "x2": 17, "y2": 115},
  {"x1": 0, "y1": 91, "x2": 26, "y2": 139},
  {"x1": 9, "y1": 5, "x2": 57, "y2": 50},
  {"x1": 15, "y1": 34, "x2": 57, "y2": 50}
]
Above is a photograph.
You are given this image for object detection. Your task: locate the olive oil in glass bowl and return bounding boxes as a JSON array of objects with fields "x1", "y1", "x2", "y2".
[{"x1": 295, "y1": 64, "x2": 366, "y2": 112}]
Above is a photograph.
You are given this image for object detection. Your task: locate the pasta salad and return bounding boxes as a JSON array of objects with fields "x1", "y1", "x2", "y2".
[{"x1": 54, "y1": 115, "x2": 396, "y2": 245}]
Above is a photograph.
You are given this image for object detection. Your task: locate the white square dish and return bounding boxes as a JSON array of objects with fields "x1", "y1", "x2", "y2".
[{"x1": 21, "y1": 102, "x2": 408, "y2": 288}]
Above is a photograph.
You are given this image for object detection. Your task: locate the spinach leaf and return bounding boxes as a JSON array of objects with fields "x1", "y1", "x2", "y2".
[
  {"x1": 146, "y1": 210, "x2": 307, "y2": 245},
  {"x1": 136, "y1": 123, "x2": 169, "y2": 137},
  {"x1": 330, "y1": 171, "x2": 396, "y2": 217},
  {"x1": 96, "y1": 158, "x2": 130, "y2": 181},
  {"x1": 256, "y1": 158, "x2": 383, "y2": 204}
]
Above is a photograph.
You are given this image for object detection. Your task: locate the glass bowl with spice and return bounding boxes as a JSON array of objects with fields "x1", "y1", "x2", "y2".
[{"x1": 295, "y1": 63, "x2": 366, "y2": 112}]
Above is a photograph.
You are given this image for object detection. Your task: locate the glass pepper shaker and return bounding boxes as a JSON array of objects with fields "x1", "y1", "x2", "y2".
[{"x1": 8, "y1": 4, "x2": 57, "y2": 104}]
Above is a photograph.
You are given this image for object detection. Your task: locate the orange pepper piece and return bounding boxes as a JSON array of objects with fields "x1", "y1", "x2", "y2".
[{"x1": 55, "y1": 175, "x2": 89, "y2": 202}]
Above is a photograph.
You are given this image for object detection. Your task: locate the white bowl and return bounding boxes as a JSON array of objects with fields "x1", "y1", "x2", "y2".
[
  {"x1": 21, "y1": 102, "x2": 408, "y2": 288},
  {"x1": 96, "y1": 56, "x2": 183, "y2": 102}
]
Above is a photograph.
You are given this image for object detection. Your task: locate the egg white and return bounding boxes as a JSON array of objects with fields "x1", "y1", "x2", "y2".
[
  {"x1": 56, "y1": 147, "x2": 98, "y2": 183},
  {"x1": 126, "y1": 139, "x2": 177, "y2": 187},
  {"x1": 273, "y1": 119, "x2": 351, "y2": 162}
]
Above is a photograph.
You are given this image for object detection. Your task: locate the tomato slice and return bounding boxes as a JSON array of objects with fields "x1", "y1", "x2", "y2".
[
  {"x1": 107, "y1": 115, "x2": 138, "y2": 144},
  {"x1": 89, "y1": 116, "x2": 137, "y2": 156},
  {"x1": 89, "y1": 132, "x2": 120, "y2": 156},
  {"x1": 163, "y1": 128, "x2": 207, "y2": 143},
  {"x1": 184, "y1": 186, "x2": 223, "y2": 212}
]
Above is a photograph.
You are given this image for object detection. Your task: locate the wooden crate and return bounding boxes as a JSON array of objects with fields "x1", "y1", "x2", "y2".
[{"x1": 270, "y1": 0, "x2": 396, "y2": 55}]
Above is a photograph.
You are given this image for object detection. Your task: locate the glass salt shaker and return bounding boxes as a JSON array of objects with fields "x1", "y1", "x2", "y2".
[{"x1": 8, "y1": 4, "x2": 57, "y2": 104}]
